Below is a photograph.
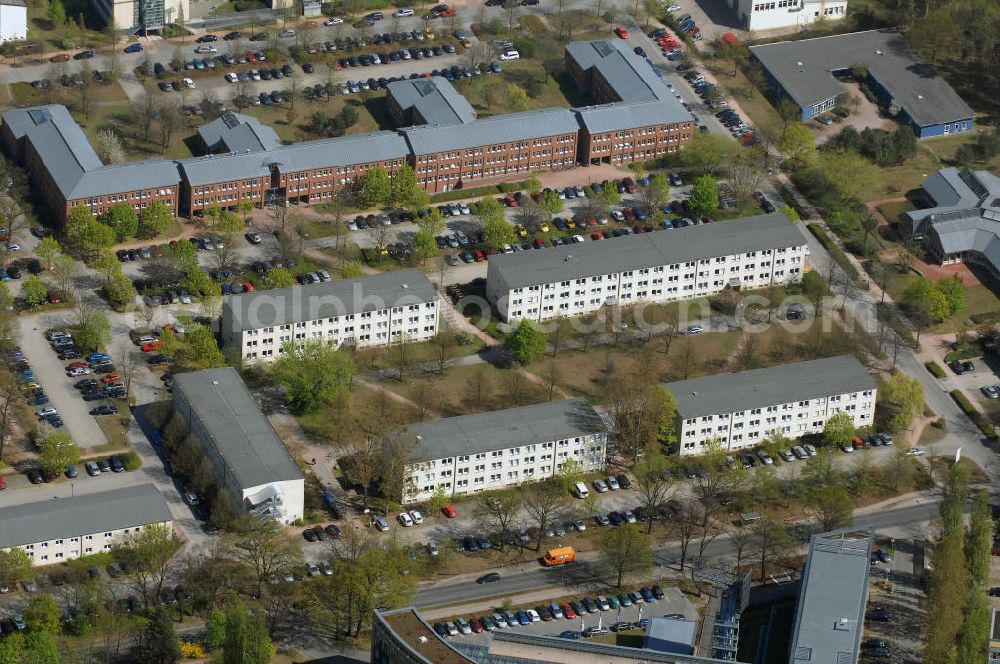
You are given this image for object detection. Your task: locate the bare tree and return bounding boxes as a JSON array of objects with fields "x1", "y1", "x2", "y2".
[
  {"x1": 632, "y1": 455, "x2": 674, "y2": 534},
  {"x1": 137, "y1": 94, "x2": 156, "y2": 143},
  {"x1": 674, "y1": 502, "x2": 699, "y2": 571},
  {"x1": 474, "y1": 491, "x2": 522, "y2": 551},
  {"x1": 156, "y1": 100, "x2": 183, "y2": 152},
  {"x1": 432, "y1": 327, "x2": 457, "y2": 374},
  {"x1": 754, "y1": 518, "x2": 791, "y2": 580},
  {"x1": 522, "y1": 481, "x2": 566, "y2": 551},
  {"x1": 729, "y1": 522, "x2": 755, "y2": 575},
  {"x1": 227, "y1": 515, "x2": 303, "y2": 597},
  {"x1": 366, "y1": 222, "x2": 391, "y2": 253}
]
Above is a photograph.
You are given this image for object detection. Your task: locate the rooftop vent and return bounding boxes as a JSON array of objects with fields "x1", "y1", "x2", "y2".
[
  {"x1": 917, "y1": 94, "x2": 924, "y2": 100},
  {"x1": 833, "y1": 618, "x2": 853, "y2": 631},
  {"x1": 796, "y1": 61, "x2": 803, "y2": 66},
  {"x1": 401, "y1": 283, "x2": 409, "y2": 289},
  {"x1": 212, "y1": 380, "x2": 219, "y2": 385},
  {"x1": 875, "y1": 50, "x2": 883, "y2": 55},
  {"x1": 418, "y1": 636, "x2": 428, "y2": 643}
]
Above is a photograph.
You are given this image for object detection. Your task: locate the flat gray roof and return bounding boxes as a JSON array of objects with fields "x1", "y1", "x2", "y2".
[
  {"x1": 402, "y1": 108, "x2": 579, "y2": 155},
  {"x1": 172, "y1": 368, "x2": 304, "y2": 491},
  {"x1": 665, "y1": 355, "x2": 875, "y2": 419},
  {"x1": 401, "y1": 399, "x2": 603, "y2": 461},
  {"x1": 574, "y1": 99, "x2": 690, "y2": 134},
  {"x1": 751, "y1": 30, "x2": 973, "y2": 128},
  {"x1": 387, "y1": 76, "x2": 476, "y2": 127},
  {"x1": 488, "y1": 213, "x2": 805, "y2": 290},
  {"x1": 644, "y1": 617, "x2": 697, "y2": 655},
  {"x1": 222, "y1": 268, "x2": 437, "y2": 333},
  {"x1": 566, "y1": 39, "x2": 673, "y2": 103},
  {"x1": 789, "y1": 530, "x2": 873, "y2": 664},
  {"x1": 0, "y1": 484, "x2": 172, "y2": 550}
]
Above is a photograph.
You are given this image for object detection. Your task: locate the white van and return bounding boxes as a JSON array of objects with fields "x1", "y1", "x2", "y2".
[{"x1": 573, "y1": 482, "x2": 590, "y2": 499}]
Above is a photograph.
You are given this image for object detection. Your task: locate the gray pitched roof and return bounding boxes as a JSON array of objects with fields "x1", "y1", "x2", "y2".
[
  {"x1": 664, "y1": 355, "x2": 875, "y2": 419},
  {"x1": 387, "y1": 76, "x2": 476, "y2": 126},
  {"x1": 488, "y1": 213, "x2": 806, "y2": 290},
  {"x1": 267, "y1": 130, "x2": 410, "y2": 171},
  {"x1": 197, "y1": 112, "x2": 281, "y2": 154},
  {"x1": 23, "y1": 114, "x2": 102, "y2": 198},
  {"x1": 750, "y1": 30, "x2": 973, "y2": 128},
  {"x1": 2, "y1": 105, "x2": 76, "y2": 141},
  {"x1": 178, "y1": 151, "x2": 273, "y2": 186},
  {"x1": 566, "y1": 39, "x2": 673, "y2": 102},
  {"x1": 172, "y1": 368, "x2": 304, "y2": 491},
  {"x1": 574, "y1": 99, "x2": 690, "y2": 134},
  {"x1": 0, "y1": 484, "x2": 171, "y2": 550},
  {"x1": 789, "y1": 530, "x2": 873, "y2": 664},
  {"x1": 221, "y1": 268, "x2": 438, "y2": 333},
  {"x1": 402, "y1": 108, "x2": 579, "y2": 155},
  {"x1": 68, "y1": 160, "x2": 181, "y2": 199},
  {"x1": 401, "y1": 399, "x2": 604, "y2": 461}
]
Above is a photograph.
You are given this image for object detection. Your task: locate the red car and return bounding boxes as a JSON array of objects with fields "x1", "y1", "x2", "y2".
[
  {"x1": 0, "y1": 476, "x2": 6, "y2": 490},
  {"x1": 442, "y1": 504, "x2": 456, "y2": 518},
  {"x1": 101, "y1": 374, "x2": 122, "y2": 383},
  {"x1": 47, "y1": 290, "x2": 62, "y2": 304},
  {"x1": 591, "y1": 232, "x2": 604, "y2": 240},
  {"x1": 474, "y1": 250, "x2": 485, "y2": 262},
  {"x1": 615, "y1": 26, "x2": 629, "y2": 38},
  {"x1": 852, "y1": 436, "x2": 865, "y2": 450},
  {"x1": 561, "y1": 603, "x2": 576, "y2": 619},
  {"x1": 68, "y1": 362, "x2": 89, "y2": 369},
  {"x1": 243, "y1": 281, "x2": 255, "y2": 293},
  {"x1": 533, "y1": 238, "x2": 546, "y2": 248},
  {"x1": 141, "y1": 340, "x2": 162, "y2": 352},
  {"x1": 470, "y1": 619, "x2": 484, "y2": 633},
  {"x1": 49, "y1": 53, "x2": 70, "y2": 62},
  {"x1": 502, "y1": 195, "x2": 518, "y2": 207}
]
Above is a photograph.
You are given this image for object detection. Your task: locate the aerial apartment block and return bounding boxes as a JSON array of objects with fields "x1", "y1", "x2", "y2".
[
  {"x1": 486, "y1": 212, "x2": 807, "y2": 322},
  {"x1": 172, "y1": 368, "x2": 305, "y2": 523},
  {"x1": 0, "y1": 484, "x2": 172, "y2": 566},
  {"x1": 1, "y1": 38, "x2": 697, "y2": 225},
  {"x1": 397, "y1": 400, "x2": 606, "y2": 503},
  {"x1": 664, "y1": 355, "x2": 877, "y2": 456},
  {"x1": 220, "y1": 268, "x2": 440, "y2": 363}
]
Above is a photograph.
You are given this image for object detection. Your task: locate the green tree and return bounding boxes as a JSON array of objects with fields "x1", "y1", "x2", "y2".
[
  {"x1": 266, "y1": 267, "x2": 296, "y2": 288},
  {"x1": 0, "y1": 632, "x2": 23, "y2": 664},
  {"x1": 158, "y1": 327, "x2": 179, "y2": 359},
  {"x1": 65, "y1": 205, "x2": 96, "y2": 248},
  {"x1": 48, "y1": 0, "x2": 66, "y2": 25},
  {"x1": 39, "y1": 430, "x2": 78, "y2": 476},
  {"x1": 182, "y1": 326, "x2": 226, "y2": 370},
  {"x1": 103, "y1": 275, "x2": 137, "y2": 310},
  {"x1": 271, "y1": 340, "x2": 355, "y2": 413},
  {"x1": 76, "y1": 309, "x2": 111, "y2": 352},
  {"x1": 505, "y1": 83, "x2": 531, "y2": 112},
  {"x1": 902, "y1": 276, "x2": 950, "y2": 321},
  {"x1": 804, "y1": 484, "x2": 853, "y2": 531},
  {"x1": 966, "y1": 490, "x2": 993, "y2": 590},
  {"x1": 816, "y1": 150, "x2": 884, "y2": 204},
  {"x1": 822, "y1": 412, "x2": 856, "y2": 447},
  {"x1": 0, "y1": 549, "x2": 33, "y2": 591},
  {"x1": 217, "y1": 211, "x2": 243, "y2": 236},
  {"x1": 22, "y1": 631, "x2": 58, "y2": 664},
  {"x1": 599, "y1": 524, "x2": 653, "y2": 587},
  {"x1": 24, "y1": 594, "x2": 61, "y2": 634},
  {"x1": 137, "y1": 610, "x2": 180, "y2": 664},
  {"x1": 483, "y1": 215, "x2": 516, "y2": 250},
  {"x1": 341, "y1": 262, "x2": 364, "y2": 278},
  {"x1": 411, "y1": 226, "x2": 438, "y2": 265},
  {"x1": 540, "y1": 190, "x2": 563, "y2": 218},
  {"x1": 391, "y1": 165, "x2": 429, "y2": 212},
  {"x1": 935, "y1": 276, "x2": 964, "y2": 317},
  {"x1": 101, "y1": 203, "x2": 139, "y2": 241},
  {"x1": 675, "y1": 131, "x2": 738, "y2": 174},
  {"x1": 877, "y1": 371, "x2": 924, "y2": 432},
  {"x1": 205, "y1": 609, "x2": 226, "y2": 649},
  {"x1": 554, "y1": 458, "x2": 584, "y2": 492},
  {"x1": 598, "y1": 182, "x2": 621, "y2": 208},
  {"x1": 237, "y1": 198, "x2": 255, "y2": 224},
  {"x1": 688, "y1": 175, "x2": 718, "y2": 216},
  {"x1": 504, "y1": 319, "x2": 547, "y2": 364},
  {"x1": 35, "y1": 237, "x2": 62, "y2": 271},
  {"x1": 779, "y1": 204, "x2": 800, "y2": 223},
  {"x1": 52, "y1": 254, "x2": 77, "y2": 294},
  {"x1": 94, "y1": 248, "x2": 123, "y2": 282},
  {"x1": 137, "y1": 200, "x2": 175, "y2": 239},
  {"x1": 779, "y1": 123, "x2": 816, "y2": 167},
  {"x1": 359, "y1": 165, "x2": 392, "y2": 209},
  {"x1": 21, "y1": 276, "x2": 48, "y2": 307}
]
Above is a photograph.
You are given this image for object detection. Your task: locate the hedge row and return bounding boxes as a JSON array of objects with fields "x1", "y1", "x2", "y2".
[
  {"x1": 807, "y1": 223, "x2": 861, "y2": 282},
  {"x1": 950, "y1": 390, "x2": 999, "y2": 441},
  {"x1": 429, "y1": 179, "x2": 536, "y2": 203},
  {"x1": 924, "y1": 361, "x2": 946, "y2": 379},
  {"x1": 875, "y1": 302, "x2": 916, "y2": 345}
]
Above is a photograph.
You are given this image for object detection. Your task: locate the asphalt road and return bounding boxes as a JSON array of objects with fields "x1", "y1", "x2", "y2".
[{"x1": 411, "y1": 499, "x2": 942, "y2": 608}]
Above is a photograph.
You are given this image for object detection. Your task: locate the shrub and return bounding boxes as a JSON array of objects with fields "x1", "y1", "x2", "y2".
[
  {"x1": 122, "y1": 451, "x2": 142, "y2": 471},
  {"x1": 950, "y1": 390, "x2": 998, "y2": 441},
  {"x1": 180, "y1": 642, "x2": 206, "y2": 659},
  {"x1": 925, "y1": 361, "x2": 946, "y2": 379},
  {"x1": 807, "y1": 223, "x2": 861, "y2": 282}
]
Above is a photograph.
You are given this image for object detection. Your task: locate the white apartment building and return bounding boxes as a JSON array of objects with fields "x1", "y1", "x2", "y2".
[
  {"x1": 0, "y1": 485, "x2": 173, "y2": 566},
  {"x1": 486, "y1": 213, "x2": 807, "y2": 322},
  {"x1": 398, "y1": 400, "x2": 606, "y2": 504},
  {"x1": 0, "y1": 0, "x2": 27, "y2": 43},
  {"x1": 220, "y1": 269, "x2": 440, "y2": 364},
  {"x1": 730, "y1": 0, "x2": 847, "y2": 31},
  {"x1": 172, "y1": 368, "x2": 305, "y2": 523},
  {"x1": 665, "y1": 355, "x2": 877, "y2": 456}
]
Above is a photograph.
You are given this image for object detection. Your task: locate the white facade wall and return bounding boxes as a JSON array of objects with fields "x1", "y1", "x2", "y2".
[
  {"x1": 238, "y1": 299, "x2": 440, "y2": 363},
  {"x1": 737, "y1": 0, "x2": 847, "y2": 31},
  {"x1": 404, "y1": 432, "x2": 607, "y2": 504},
  {"x1": 501, "y1": 245, "x2": 806, "y2": 322},
  {"x1": 12, "y1": 520, "x2": 172, "y2": 566},
  {"x1": 0, "y1": 3, "x2": 27, "y2": 42},
  {"x1": 677, "y1": 386, "x2": 876, "y2": 456}
]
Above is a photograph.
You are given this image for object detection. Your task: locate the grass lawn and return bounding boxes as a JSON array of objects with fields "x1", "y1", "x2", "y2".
[
  {"x1": 878, "y1": 146, "x2": 941, "y2": 199},
  {"x1": 297, "y1": 381, "x2": 421, "y2": 445},
  {"x1": 876, "y1": 199, "x2": 915, "y2": 223},
  {"x1": 452, "y1": 60, "x2": 588, "y2": 116},
  {"x1": 884, "y1": 270, "x2": 1000, "y2": 333},
  {"x1": 236, "y1": 95, "x2": 383, "y2": 141}
]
